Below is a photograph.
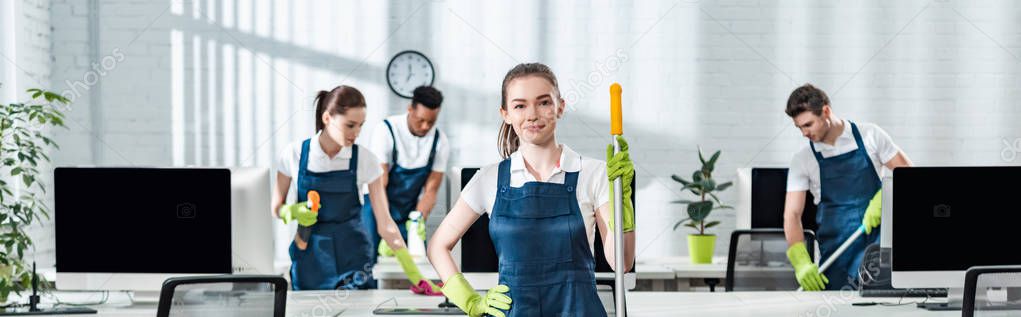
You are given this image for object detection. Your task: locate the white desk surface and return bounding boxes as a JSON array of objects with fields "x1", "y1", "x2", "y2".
[
  {"x1": 643, "y1": 256, "x2": 728, "y2": 279},
  {"x1": 371, "y1": 256, "x2": 710, "y2": 281},
  {"x1": 85, "y1": 290, "x2": 961, "y2": 317}
]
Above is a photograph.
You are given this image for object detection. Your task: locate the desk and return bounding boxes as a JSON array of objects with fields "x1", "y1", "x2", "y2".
[
  {"x1": 644, "y1": 256, "x2": 727, "y2": 291},
  {"x1": 85, "y1": 290, "x2": 961, "y2": 317},
  {"x1": 371, "y1": 257, "x2": 676, "y2": 291}
]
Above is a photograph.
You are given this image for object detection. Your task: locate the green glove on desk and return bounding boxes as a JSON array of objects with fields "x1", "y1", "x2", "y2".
[
  {"x1": 278, "y1": 202, "x2": 318, "y2": 227},
  {"x1": 787, "y1": 242, "x2": 828, "y2": 291},
  {"x1": 394, "y1": 248, "x2": 441, "y2": 295},
  {"x1": 606, "y1": 135, "x2": 635, "y2": 232},
  {"x1": 406, "y1": 218, "x2": 427, "y2": 242},
  {"x1": 441, "y1": 273, "x2": 512, "y2": 317},
  {"x1": 863, "y1": 190, "x2": 882, "y2": 234}
]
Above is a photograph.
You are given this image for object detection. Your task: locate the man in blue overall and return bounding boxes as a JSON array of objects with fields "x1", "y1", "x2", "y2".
[
  {"x1": 782, "y1": 84, "x2": 913, "y2": 291},
  {"x1": 363, "y1": 86, "x2": 449, "y2": 262}
]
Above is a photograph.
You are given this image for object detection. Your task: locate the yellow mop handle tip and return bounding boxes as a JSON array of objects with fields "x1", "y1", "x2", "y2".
[{"x1": 610, "y1": 83, "x2": 623, "y2": 135}]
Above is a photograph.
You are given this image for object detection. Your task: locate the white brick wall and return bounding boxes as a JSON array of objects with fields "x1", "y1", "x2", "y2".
[
  {"x1": 0, "y1": 0, "x2": 54, "y2": 267},
  {"x1": 36, "y1": 0, "x2": 1021, "y2": 268}
]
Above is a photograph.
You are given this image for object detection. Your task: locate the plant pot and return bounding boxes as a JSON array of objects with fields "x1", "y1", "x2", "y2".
[{"x1": 687, "y1": 234, "x2": 716, "y2": 264}]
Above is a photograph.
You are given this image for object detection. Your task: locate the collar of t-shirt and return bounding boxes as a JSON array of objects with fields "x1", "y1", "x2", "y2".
[
  {"x1": 509, "y1": 144, "x2": 582, "y2": 182},
  {"x1": 310, "y1": 131, "x2": 353, "y2": 162},
  {"x1": 810, "y1": 119, "x2": 860, "y2": 158}
]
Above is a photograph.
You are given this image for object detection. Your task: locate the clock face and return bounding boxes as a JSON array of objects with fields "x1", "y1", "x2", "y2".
[{"x1": 386, "y1": 51, "x2": 435, "y2": 99}]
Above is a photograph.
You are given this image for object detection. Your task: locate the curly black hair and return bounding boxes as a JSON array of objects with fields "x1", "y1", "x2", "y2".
[{"x1": 412, "y1": 86, "x2": 443, "y2": 109}]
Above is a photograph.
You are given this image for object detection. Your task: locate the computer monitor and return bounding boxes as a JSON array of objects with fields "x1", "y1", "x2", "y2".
[
  {"x1": 736, "y1": 168, "x2": 817, "y2": 231},
  {"x1": 55, "y1": 167, "x2": 274, "y2": 293},
  {"x1": 228, "y1": 167, "x2": 274, "y2": 276},
  {"x1": 458, "y1": 168, "x2": 497, "y2": 273},
  {"x1": 457, "y1": 167, "x2": 636, "y2": 275},
  {"x1": 880, "y1": 176, "x2": 893, "y2": 249},
  {"x1": 891, "y1": 167, "x2": 1021, "y2": 290}
]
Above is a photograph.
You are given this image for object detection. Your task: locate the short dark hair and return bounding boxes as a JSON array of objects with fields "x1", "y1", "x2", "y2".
[
  {"x1": 412, "y1": 86, "x2": 443, "y2": 109},
  {"x1": 785, "y1": 84, "x2": 830, "y2": 117}
]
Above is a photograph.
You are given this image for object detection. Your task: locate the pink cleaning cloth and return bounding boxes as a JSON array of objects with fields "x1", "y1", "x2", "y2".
[{"x1": 410, "y1": 280, "x2": 444, "y2": 296}]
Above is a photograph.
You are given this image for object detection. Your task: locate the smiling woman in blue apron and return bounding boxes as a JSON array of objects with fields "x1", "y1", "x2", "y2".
[
  {"x1": 427, "y1": 63, "x2": 636, "y2": 317},
  {"x1": 272, "y1": 85, "x2": 439, "y2": 292},
  {"x1": 781, "y1": 84, "x2": 914, "y2": 291}
]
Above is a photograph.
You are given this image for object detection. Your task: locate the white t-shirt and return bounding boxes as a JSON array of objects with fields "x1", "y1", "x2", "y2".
[
  {"x1": 367, "y1": 114, "x2": 450, "y2": 173},
  {"x1": 276, "y1": 132, "x2": 384, "y2": 198},
  {"x1": 460, "y1": 144, "x2": 610, "y2": 255},
  {"x1": 786, "y1": 120, "x2": 902, "y2": 205}
]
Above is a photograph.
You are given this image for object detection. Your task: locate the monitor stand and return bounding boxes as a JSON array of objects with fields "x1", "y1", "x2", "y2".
[
  {"x1": 373, "y1": 297, "x2": 463, "y2": 315},
  {"x1": 127, "y1": 291, "x2": 161, "y2": 305},
  {"x1": 918, "y1": 288, "x2": 963, "y2": 311}
]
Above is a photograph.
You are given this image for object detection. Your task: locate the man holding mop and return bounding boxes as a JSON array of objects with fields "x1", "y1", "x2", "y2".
[{"x1": 782, "y1": 84, "x2": 913, "y2": 291}]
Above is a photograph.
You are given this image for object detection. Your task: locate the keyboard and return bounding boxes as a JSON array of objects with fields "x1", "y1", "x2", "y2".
[{"x1": 860, "y1": 288, "x2": 948, "y2": 298}]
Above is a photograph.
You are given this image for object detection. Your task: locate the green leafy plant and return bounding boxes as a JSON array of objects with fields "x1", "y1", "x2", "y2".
[
  {"x1": 0, "y1": 87, "x2": 67, "y2": 302},
  {"x1": 670, "y1": 148, "x2": 732, "y2": 235}
]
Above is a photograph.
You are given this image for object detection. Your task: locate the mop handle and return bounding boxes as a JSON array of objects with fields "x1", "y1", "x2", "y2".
[
  {"x1": 610, "y1": 83, "x2": 626, "y2": 316},
  {"x1": 819, "y1": 224, "x2": 866, "y2": 273},
  {"x1": 797, "y1": 224, "x2": 866, "y2": 291}
]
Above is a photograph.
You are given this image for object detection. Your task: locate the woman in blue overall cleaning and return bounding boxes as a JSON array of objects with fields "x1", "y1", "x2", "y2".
[
  {"x1": 782, "y1": 84, "x2": 913, "y2": 291},
  {"x1": 272, "y1": 85, "x2": 439, "y2": 292},
  {"x1": 428, "y1": 63, "x2": 636, "y2": 316}
]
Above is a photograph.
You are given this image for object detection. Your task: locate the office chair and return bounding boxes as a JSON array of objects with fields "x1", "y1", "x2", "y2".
[
  {"x1": 962, "y1": 265, "x2": 1021, "y2": 317},
  {"x1": 156, "y1": 275, "x2": 287, "y2": 317},
  {"x1": 725, "y1": 228, "x2": 816, "y2": 292}
]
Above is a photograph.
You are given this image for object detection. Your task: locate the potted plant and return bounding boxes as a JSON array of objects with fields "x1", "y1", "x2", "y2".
[
  {"x1": 0, "y1": 86, "x2": 67, "y2": 303},
  {"x1": 671, "y1": 148, "x2": 732, "y2": 264}
]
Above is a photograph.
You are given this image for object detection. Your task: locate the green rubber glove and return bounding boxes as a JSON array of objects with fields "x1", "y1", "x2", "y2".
[
  {"x1": 441, "y1": 273, "x2": 512, "y2": 317},
  {"x1": 863, "y1": 190, "x2": 882, "y2": 234},
  {"x1": 378, "y1": 239, "x2": 395, "y2": 257},
  {"x1": 278, "y1": 202, "x2": 318, "y2": 227},
  {"x1": 606, "y1": 135, "x2": 635, "y2": 233},
  {"x1": 394, "y1": 248, "x2": 440, "y2": 293},
  {"x1": 787, "y1": 242, "x2": 828, "y2": 291},
  {"x1": 406, "y1": 218, "x2": 427, "y2": 242}
]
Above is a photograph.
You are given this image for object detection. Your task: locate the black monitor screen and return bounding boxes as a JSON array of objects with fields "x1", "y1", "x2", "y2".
[
  {"x1": 459, "y1": 167, "x2": 635, "y2": 273},
  {"x1": 751, "y1": 168, "x2": 817, "y2": 232},
  {"x1": 55, "y1": 168, "x2": 232, "y2": 274},
  {"x1": 459, "y1": 168, "x2": 498, "y2": 273},
  {"x1": 893, "y1": 167, "x2": 1021, "y2": 271}
]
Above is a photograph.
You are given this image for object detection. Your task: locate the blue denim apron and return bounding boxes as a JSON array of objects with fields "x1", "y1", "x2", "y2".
[
  {"x1": 810, "y1": 122, "x2": 882, "y2": 290},
  {"x1": 489, "y1": 159, "x2": 606, "y2": 316},
  {"x1": 289, "y1": 140, "x2": 374, "y2": 290},
  {"x1": 362, "y1": 119, "x2": 439, "y2": 256}
]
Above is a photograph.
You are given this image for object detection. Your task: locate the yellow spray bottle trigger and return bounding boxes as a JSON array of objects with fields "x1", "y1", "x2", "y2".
[{"x1": 307, "y1": 190, "x2": 320, "y2": 213}]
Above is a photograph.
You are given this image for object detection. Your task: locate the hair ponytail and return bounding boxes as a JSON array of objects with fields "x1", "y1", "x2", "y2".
[
  {"x1": 313, "y1": 90, "x2": 329, "y2": 133},
  {"x1": 497, "y1": 123, "x2": 519, "y2": 159},
  {"x1": 313, "y1": 85, "x2": 366, "y2": 134}
]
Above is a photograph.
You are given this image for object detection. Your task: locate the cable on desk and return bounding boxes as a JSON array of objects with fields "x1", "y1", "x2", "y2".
[
  {"x1": 853, "y1": 290, "x2": 933, "y2": 307},
  {"x1": 373, "y1": 296, "x2": 398, "y2": 311},
  {"x1": 0, "y1": 290, "x2": 109, "y2": 309},
  {"x1": 45, "y1": 291, "x2": 109, "y2": 307},
  {"x1": 0, "y1": 303, "x2": 28, "y2": 309}
]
